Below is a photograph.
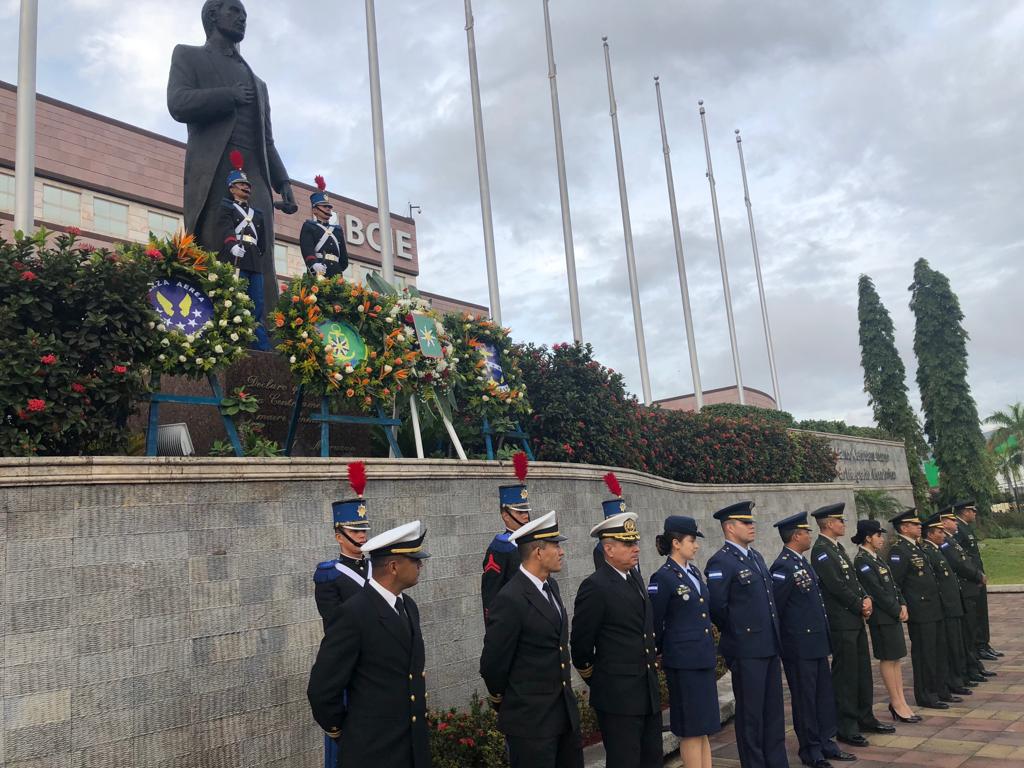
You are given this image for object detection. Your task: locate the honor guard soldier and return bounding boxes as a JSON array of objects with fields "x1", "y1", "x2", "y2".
[
  {"x1": 939, "y1": 506, "x2": 991, "y2": 682},
  {"x1": 888, "y1": 509, "x2": 946, "y2": 709},
  {"x1": 921, "y1": 514, "x2": 972, "y2": 701},
  {"x1": 301, "y1": 176, "x2": 348, "y2": 278},
  {"x1": 480, "y1": 511, "x2": 584, "y2": 768},
  {"x1": 705, "y1": 501, "x2": 789, "y2": 768},
  {"x1": 852, "y1": 519, "x2": 918, "y2": 723},
  {"x1": 592, "y1": 473, "x2": 641, "y2": 580},
  {"x1": 314, "y1": 462, "x2": 372, "y2": 631},
  {"x1": 218, "y1": 150, "x2": 271, "y2": 350},
  {"x1": 481, "y1": 452, "x2": 531, "y2": 621},
  {"x1": 810, "y1": 503, "x2": 892, "y2": 748},
  {"x1": 571, "y1": 512, "x2": 661, "y2": 768},
  {"x1": 307, "y1": 521, "x2": 431, "y2": 768},
  {"x1": 649, "y1": 516, "x2": 720, "y2": 768},
  {"x1": 771, "y1": 512, "x2": 855, "y2": 768},
  {"x1": 951, "y1": 502, "x2": 1002, "y2": 660}
]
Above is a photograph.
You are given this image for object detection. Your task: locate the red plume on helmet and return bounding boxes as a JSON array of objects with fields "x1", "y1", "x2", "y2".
[
  {"x1": 603, "y1": 472, "x2": 622, "y2": 498},
  {"x1": 512, "y1": 451, "x2": 529, "y2": 483},
  {"x1": 347, "y1": 461, "x2": 367, "y2": 498},
  {"x1": 315, "y1": 175, "x2": 327, "y2": 192},
  {"x1": 229, "y1": 150, "x2": 244, "y2": 171}
]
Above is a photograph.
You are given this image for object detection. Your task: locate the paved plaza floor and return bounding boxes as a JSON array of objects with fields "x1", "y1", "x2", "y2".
[{"x1": 695, "y1": 593, "x2": 1024, "y2": 768}]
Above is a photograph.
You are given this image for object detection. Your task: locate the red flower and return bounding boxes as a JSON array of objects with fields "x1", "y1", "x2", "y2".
[
  {"x1": 405, "y1": 314, "x2": 415, "y2": 324},
  {"x1": 80, "y1": 243, "x2": 96, "y2": 254},
  {"x1": 238, "y1": 390, "x2": 248, "y2": 399},
  {"x1": 145, "y1": 248, "x2": 163, "y2": 260},
  {"x1": 71, "y1": 383, "x2": 86, "y2": 394},
  {"x1": 437, "y1": 722, "x2": 449, "y2": 732},
  {"x1": 112, "y1": 365, "x2": 128, "y2": 375},
  {"x1": 66, "y1": 226, "x2": 81, "y2": 236},
  {"x1": 20, "y1": 270, "x2": 37, "y2": 281},
  {"x1": 27, "y1": 398, "x2": 46, "y2": 413},
  {"x1": 40, "y1": 354, "x2": 57, "y2": 365}
]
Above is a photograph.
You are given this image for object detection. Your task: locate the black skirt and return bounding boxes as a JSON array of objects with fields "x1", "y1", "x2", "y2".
[
  {"x1": 869, "y1": 621, "x2": 907, "y2": 661},
  {"x1": 666, "y1": 666, "x2": 721, "y2": 738}
]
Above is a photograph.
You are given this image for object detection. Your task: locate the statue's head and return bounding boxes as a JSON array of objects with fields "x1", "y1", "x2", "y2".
[{"x1": 202, "y1": 0, "x2": 247, "y2": 43}]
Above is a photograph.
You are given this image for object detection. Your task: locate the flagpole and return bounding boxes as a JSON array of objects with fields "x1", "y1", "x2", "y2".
[
  {"x1": 364, "y1": 0, "x2": 394, "y2": 285},
  {"x1": 735, "y1": 129, "x2": 782, "y2": 409},
  {"x1": 655, "y1": 76, "x2": 703, "y2": 411},
  {"x1": 604, "y1": 38, "x2": 652, "y2": 406},
  {"x1": 542, "y1": 0, "x2": 583, "y2": 342},
  {"x1": 14, "y1": 0, "x2": 38, "y2": 233},
  {"x1": 698, "y1": 100, "x2": 745, "y2": 404},
  {"x1": 463, "y1": 0, "x2": 502, "y2": 324}
]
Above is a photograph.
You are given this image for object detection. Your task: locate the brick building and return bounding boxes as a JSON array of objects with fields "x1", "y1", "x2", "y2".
[
  {"x1": 654, "y1": 384, "x2": 779, "y2": 411},
  {"x1": 0, "y1": 81, "x2": 485, "y2": 315}
]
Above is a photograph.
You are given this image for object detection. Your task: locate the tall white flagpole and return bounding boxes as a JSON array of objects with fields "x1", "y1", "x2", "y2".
[
  {"x1": 604, "y1": 38, "x2": 652, "y2": 406},
  {"x1": 463, "y1": 0, "x2": 502, "y2": 324},
  {"x1": 698, "y1": 100, "x2": 745, "y2": 404},
  {"x1": 542, "y1": 0, "x2": 583, "y2": 343},
  {"x1": 735, "y1": 129, "x2": 782, "y2": 409},
  {"x1": 655, "y1": 76, "x2": 703, "y2": 411},
  {"x1": 14, "y1": 0, "x2": 38, "y2": 233},
  {"x1": 364, "y1": 0, "x2": 395, "y2": 285}
]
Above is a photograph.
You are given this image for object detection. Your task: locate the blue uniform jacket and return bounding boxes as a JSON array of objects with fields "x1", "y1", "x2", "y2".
[
  {"x1": 706, "y1": 543, "x2": 782, "y2": 659},
  {"x1": 648, "y1": 557, "x2": 717, "y2": 670},
  {"x1": 770, "y1": 548, "x2": 832, "y2": 660}
]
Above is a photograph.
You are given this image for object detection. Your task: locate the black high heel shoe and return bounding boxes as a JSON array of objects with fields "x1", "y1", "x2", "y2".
[{"x1": 888, "y1": 703, "x2": 922, "y2": 723}]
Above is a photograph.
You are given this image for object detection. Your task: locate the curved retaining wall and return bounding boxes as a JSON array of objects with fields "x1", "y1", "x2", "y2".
[{"x1": 0, "y1": 458, "x2": 912, "y2": 767}]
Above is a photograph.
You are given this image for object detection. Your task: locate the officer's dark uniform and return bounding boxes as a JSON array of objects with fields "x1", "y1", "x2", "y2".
[
  {"x1": 314, "y1": 496, "x2": 372, "y2": 631},
  {"x1": 571, "y1": 512, "x2": 661, "y2": 768},
  {"x1": 706, "y1": 501, "x2": 788, "y2": 768},
  {"x1": 809, "y1": 503, "x2": 888, "y2": 744},
  {"x1": 300, "y1": 176, "x2": 348, "y2": 278},
  {"x1": 648, "y1": 516, "x2": 720, "y2": 739},
  {"x1": 939, "y1": 509, "x2": 987, "y2": 680},
  {"x1": 920, "y1": 515, "x2": 968, "y2": 699},
  {"x1": 480, "y1": 512, "x2": 583, "y2": 768},
  {"x1": 953, "y1": 502, "x2": 1000, "y2": 660},
  {"x1": 771, "y1": 512, "x2": 847, "y2": 768},
  {"x1": 481, "y1": 483, "x2": 530, "y2": 621},
  {"x1": 307, "y1": 521, "x2": 431, "y2": 768},
  {"x1": 852, "y1": 521, "x2": 906, "y2": 663},
  {"x1": 888, "y1": 510, "x2": 945, "y2": 708}
]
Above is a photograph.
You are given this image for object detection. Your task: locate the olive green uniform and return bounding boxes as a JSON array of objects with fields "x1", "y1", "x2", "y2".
[
  {"x1": 888, "y1": 536, "x2": 943, "y2": 707},
  {"x1": 854, "y1": 548, "x2": 906, "y2": 661},
  {"x1": 953, "y1": 517, "x2": 990, "y2": 652},
  {"x1": 940, "y1": 534, "x2": 985, "y2": 677},
  {"x1": 920, "y1": 539, "x2": 966, "y2": 695},
  {"x1": 811, "y1": 536, "x2": 879, "y2": 737}
]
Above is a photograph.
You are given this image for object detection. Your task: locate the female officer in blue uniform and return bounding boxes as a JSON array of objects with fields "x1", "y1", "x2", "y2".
[{"x1": 648, "y1": 515, "x2": 719, "y2": 768}]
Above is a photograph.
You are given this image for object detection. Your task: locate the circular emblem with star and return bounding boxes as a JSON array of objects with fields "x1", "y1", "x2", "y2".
[{"x1": 624, "y1": 518, "x2": 637, "y2": 533}]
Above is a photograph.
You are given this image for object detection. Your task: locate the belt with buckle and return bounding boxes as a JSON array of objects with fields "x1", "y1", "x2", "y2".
[{"x1": 241, "y1": 235, "x2": 257, "y2": 245}]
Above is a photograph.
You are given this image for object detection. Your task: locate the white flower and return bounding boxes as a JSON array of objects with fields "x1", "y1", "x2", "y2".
[
  {"x1": 157, "y1": 323, "x2": 166, "y2": 332},
  {"x1": 230, "y1": 333, "x2": 239, "y2": 342},
  {"x1": 148, "y1": 321, "x2": 155, "y2": 330},
  {"x1": 158, "y1": 354, "x2": 166, "y2": 362},
  {"x1": 333, "y1": 372, "x2": 343, "y2": 381},
  {"x1": 236, "y1": 292, "x2": 245, "y2": 301},
  {"x1": 233, "y1": 316, "x2": 242, "y2": 324},
  {"x1": 289, "y1": 355, "x2": 296, "y2": 364},
  {"x1": 345, "y1": 365, "x2": 354, "y2": 374},
  {"x1": 219, "y1": 319, "x2": 228, "y2": 328},
  {"x1": 243, "y1": 309, "x2": 251, "y2": 317},
  {"x1": 482, "y1": 395, "x2": 490, "y2": 402},
  {"x1": 301, "y1": 331, "x2": 308, "y2": 339},
  {"x1": 208, "y1": 357, "x2": 217, "y2": 365},
  {"x1": 186, "y1": 335, "x2": 195, "y2": 343},
  {"x1": 204, "y1": 321, "x2": 214, "y2": 329},
  {"x1": 384, "y1": 365, "x2": 393, "y2": 374},
  {"x1": 208, "y1": 273, "x2": 217, "y2": 282},
  {"x1": 214, "y1": 345, "x2": 224, "y2": 354},
  {"x1": 357, "y1": 305, "x2": 365, "y2": 313},
  {"x1": 178, "y1": 355, "x2": 187, "y2": 363},
  {"x1": 224, "y1": 300, "x2": 232, "y2": 308},
  {"x1": 161, "y1": 338, "x2": 170, "y2": 347},
  {"x1": 208, "y1": 290, "x2": 217, "y2": 297},
  {"x1": 195, "y1": 358, "x2": 203, "y2": 365}
]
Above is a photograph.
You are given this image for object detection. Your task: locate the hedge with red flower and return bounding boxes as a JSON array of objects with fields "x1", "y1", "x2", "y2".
[
  {"x1": 427, "y1": 694, "x2": 508, "y2": 768},
  {"x1": 271, "y1": 273, "x2": 417, "y2": 411},
  {"x1": 121, "y1": 233, "x2": 258, "y2": 379},
  {"x1": 0, "y1": 228, "x2": 162, "y2": 456}
]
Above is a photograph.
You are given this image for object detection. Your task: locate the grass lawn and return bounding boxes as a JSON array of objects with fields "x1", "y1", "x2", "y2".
[{"x1": 980, "y1": 537, "x2": 1024, "y2": 584}]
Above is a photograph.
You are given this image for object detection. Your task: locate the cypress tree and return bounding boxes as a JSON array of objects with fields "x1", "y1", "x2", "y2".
[
  {"x1": 908, "y1": 259, "x2": 996, "y2": 511},
  {"x1": 857, "y1": 275, "x2": 930, "y2": 509}
]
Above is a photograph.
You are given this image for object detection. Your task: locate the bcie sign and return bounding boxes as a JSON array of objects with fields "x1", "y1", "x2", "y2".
[{"x1": 341, "y1": 214, "x2": 414, "y2": 260}]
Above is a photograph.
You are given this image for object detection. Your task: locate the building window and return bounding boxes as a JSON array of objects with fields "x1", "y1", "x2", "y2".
[
  {"x1": 42, "y1": 185, "x2": 81, "y2": 227},
  {"x1": 148, "y1": 210, "x2": 180, "y2": 240},
  {"x1": 274, "y1": 243, "x2": 289, "y2": 277},
  {"x1": 0, "y1": 172, "x2": 14, "y2": 212},
  {"x1": 93, "y1": 197, "x2": 129, "y2": 237}
]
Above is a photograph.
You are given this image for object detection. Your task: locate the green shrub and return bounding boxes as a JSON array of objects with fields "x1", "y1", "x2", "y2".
[{"x1": 428, "y1": 692, "x2": 508, "y2": 768}]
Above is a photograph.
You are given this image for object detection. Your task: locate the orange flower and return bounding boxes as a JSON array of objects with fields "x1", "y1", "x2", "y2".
[
  {"x1": 370, "y1": 351, "x2": 378, "y2": 359},
  {"x1": 361, "y1": 378, "x2": 370, "y2": 386},
  {"x1": 274, "y1": 314, "x2": 285, "y2": 328},
  {"x1": 325, "y1": 354, "x2": 335, "y2": 366},
  {"x1": 294, "y1": 318, "x2": 303, "y2": 326},
  {"x1": 333, "y1": 305, "x2": 342, "y2": 313},
  {"x1": 364, "y1": 396, "x2": 373, "y2": 405},
  {"x1": 292, "y1": 295, "x2": 300, "y2": 304},
  {"x1": 395, "y1": 369, "x2": 410, "y2": 380},
  {"x1": 346, "y1": 389, "x2": 355, "y2": 398},
  {"x1": 381, "y1": 388, "x2": 391, "y2": 397}
]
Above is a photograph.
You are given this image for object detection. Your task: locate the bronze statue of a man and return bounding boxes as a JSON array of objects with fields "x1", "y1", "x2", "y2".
[{"x1": 167, "y1": 0, "x2": 296, "y2": 326}]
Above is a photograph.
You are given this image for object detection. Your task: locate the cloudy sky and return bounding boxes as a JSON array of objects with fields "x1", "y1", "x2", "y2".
[{"x1": 1, "y1": 1, "x2": 1020, "y2": 425}]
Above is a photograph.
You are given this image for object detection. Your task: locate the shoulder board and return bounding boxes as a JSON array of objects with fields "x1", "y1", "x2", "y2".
[
  {"x1": 816, "y1": 552, "x2": 829, "y2": 561},
  {"x1": 489, "y1": 533, "x2": 517, "y2": 553},
  {"x1": 313, "y1": 559, "x2": 342, "y2": 584}
]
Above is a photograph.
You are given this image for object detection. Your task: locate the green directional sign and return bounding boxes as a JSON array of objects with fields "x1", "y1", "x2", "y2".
[
  {"x1": 412, "y1": 313, "x2": 443, "y2": 359},
  {"x1": 316, "y1": 320, "x2": 368, "y2": 365}
]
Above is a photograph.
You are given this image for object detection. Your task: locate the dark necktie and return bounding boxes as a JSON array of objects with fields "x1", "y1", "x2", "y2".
[
  {"x1": 748, "y1": 549, "x2": 763, "y2": 576},
  {"x1": 542, "y1": 582, "x2": 561, "y2": 624},
  {"x1": 395, "y1": 596, "x2": 412, "y2": 637}
]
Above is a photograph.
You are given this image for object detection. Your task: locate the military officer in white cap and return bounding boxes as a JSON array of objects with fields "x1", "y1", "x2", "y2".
[
  {"x1": 480, "y1": 511, "x2": 584, "y2": 768},
  {"x1": 307, "y1": 521, "x2": 431, "y2": 768}
]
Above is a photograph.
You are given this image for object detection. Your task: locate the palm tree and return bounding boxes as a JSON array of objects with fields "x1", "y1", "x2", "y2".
[
  {"x1": 854, "y1": 489, "x2": 905, "y2": 521},
  {"x1": 988, "y1": 402, "x2": 1024, "y2": 447},
  {"x1": 987, "y1": 403, "x2": 1024, "y2": 511}
]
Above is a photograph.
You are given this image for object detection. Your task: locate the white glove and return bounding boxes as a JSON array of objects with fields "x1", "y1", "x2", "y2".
[
  {"x1": 312, "y1": 262, "x2": 327, "y2": 276},
  {"x1": 230, "y1": 243, "x2": 245, "y2": 259}
]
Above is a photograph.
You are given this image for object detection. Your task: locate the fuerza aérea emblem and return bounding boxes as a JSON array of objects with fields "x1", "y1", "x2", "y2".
[{"x1": 149, "y1": 279, "x2": 213, "y2": 336}]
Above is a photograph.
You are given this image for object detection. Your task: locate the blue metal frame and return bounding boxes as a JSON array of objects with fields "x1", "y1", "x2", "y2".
[
  {"x1": 146, "y1": 373, "x2": 243, "y2": 457},
  {"x1": 284, "y1": 384, "x2": 403, "y2": 458},
  {"x1": 482, "y1": 417, "x2": 535, "y2": 461}
]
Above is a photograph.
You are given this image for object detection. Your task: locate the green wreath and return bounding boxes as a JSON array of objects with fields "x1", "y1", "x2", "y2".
[
  {"x1": 272, "y1": 273, "x2": 417, "y2": 411},
  {"x1": 444, "y1": 312, "x2": 530, "y2": 423},
  {"x1": 125, "y1": 233, "x2": 258, "y2": 378}
]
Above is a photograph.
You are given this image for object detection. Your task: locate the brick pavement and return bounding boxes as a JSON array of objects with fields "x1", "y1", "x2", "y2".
[{"x1": 700, "y1": 593, "x2": 1023, "y2": 768}]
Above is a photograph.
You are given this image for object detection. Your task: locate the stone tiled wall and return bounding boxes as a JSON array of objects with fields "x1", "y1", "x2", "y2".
[{"x1": 0, "y1": 458, "x2": 912, "y2": 767}]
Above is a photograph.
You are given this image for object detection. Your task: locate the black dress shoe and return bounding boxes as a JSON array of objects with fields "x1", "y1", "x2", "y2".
[
  {"x1": 825, "y1": 750, "x2": 858, "y2": 762},
  {"x1": 939, "y1": 695, "x2": 963, "y2": 703},
  {"x1": 862, "y1": 722, "x2": 896, "y2": 734},
  {"x1": 808, "y1": 760, "x2": 833, "y2": 768},
  {"x1": 981, "y1": 670, "x2": 998, "y2": 677},
  {"x1": 920, "y1": 701, "x2": 950, "y2": 709},
  {"x1": 978, "y1": 649, "x2": 999, "y2": 661},
  {"x1": 986, "y1": 645, "x2": 1005, "y2": 657},
  {"x1": 971, "y1": 675, "x2": 988, "y2": 683},
  {"x1": 965, "y1": 680, "x2": 979, "y2": 687},
  {"x1": 949, "y1": 687, "x2": 972, "y2": 695},
  {"x1": 837, "y1": 734, "x2": 870, "y2": 747}
]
